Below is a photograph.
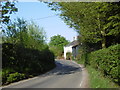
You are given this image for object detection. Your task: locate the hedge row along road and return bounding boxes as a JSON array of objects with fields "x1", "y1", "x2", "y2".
[{"x1": 2, "y1": 60, "x2": 88, "y2": 88}]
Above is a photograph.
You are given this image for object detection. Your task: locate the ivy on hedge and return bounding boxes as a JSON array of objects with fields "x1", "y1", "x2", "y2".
[{"x1": 88, "y1": 44, "x2": 120, "y2": 85}]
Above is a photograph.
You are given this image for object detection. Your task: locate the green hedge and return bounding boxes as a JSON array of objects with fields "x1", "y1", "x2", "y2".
[
  {"x1": 2, "y1": 43, "x2": 56, "y2": 85},
  {"x1": 88, "y1": 44, "x2": 120, "y2": 85}
]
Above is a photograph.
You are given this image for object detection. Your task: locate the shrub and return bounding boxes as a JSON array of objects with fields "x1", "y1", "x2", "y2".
[
  {"x1": 66, "y1": 52, "x2": 72, "y2": 60},
  {"x1": 2, "y1": 19, "x2": 56, "y2": 85},
  {"x1": 2, "y1": 68, "x2": 15, "y2": 85},
  {"x1": 2, "y1": 43, "x2": 17, "y2": 68},
  {"x1": 7, "y1": 72, "x2": 25, "y2": 83},
  {"x1": 2, "y1": 43, "x2": 55, "y2": 85},
  {"x1": 87, "y1": 44, "x2": 120, "y2": 85}
]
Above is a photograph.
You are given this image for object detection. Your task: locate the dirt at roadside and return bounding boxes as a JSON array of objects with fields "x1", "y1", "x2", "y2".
[
  {"x1": 79, "y1": 64, "x2": 89, "y2": 88},
  {"x1": 72, "y1": 61, "x2": 89, "y2": 88}
]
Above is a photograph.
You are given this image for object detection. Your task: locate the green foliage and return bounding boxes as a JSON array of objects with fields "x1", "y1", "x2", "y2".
[
  {"x1": 2, "y1": 43, "x2": 55, "y2": 85},
  {"x1": 49, "y1": 46, "x2": 63, "y2": 58},
  {"x1": 47, "y1": 2, "x2": 120, "y2": 86},
  {"x1": 49, "y1": 35, "x2": 69, "y2": 58},
  {"x1": 49, "y1": 35, "x2": 69, "y2": 47},
  {"x1": 3, "y1": 18, "x2": 28, "y2": 43},
  {"x1": 66, "y1": 52, "x2": 72, "y2": 60},
  {"x1": 47, "y1": 2, "x2": 120, "y2": 49},
  {"x1": 87, "y1": 44, "x2": 120, "y2": 85},
  {"x1": 7, "y1": 72, "x2": 25, "y2": 84},
  {"x1": 87, "y1": 66, "x2": 119, "y2": 88},
  {"x1": 2, "y1": 18, "x2": 56, "y2": 85},
  {"x1": 3, "y1": 18, "x2": 47, "y2": 51},
  {"x1": 26, "y1": 21, "x2": 46, "y2": 50},
  {"x1": 2, "y1": 68, "x2": 15, "y2": 84},
  {"x1": 1, "y1": 1, "x2": 18, "y2": 24},
  {"x1": 75, "y1": 51, "x2": 119, "y2": 88},
  {"x1": 2, "y1": 69, "x2": 26, "y2": 84}
]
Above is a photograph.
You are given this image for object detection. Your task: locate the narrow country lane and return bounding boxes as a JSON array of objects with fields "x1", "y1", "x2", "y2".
[{"x1": 2, "y1": 60, "x2": 86, "y2": 88}]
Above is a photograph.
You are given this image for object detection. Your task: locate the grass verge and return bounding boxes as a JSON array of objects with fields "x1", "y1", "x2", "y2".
[
  {"x1": 86, "y1": 65, "x2": 119, "y2": 88},
  {"x1": 74, "y1": 59, "x2": 119, "y2": 88}
]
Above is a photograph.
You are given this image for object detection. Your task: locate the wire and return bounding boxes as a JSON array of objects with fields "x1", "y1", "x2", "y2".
[{"x1": 32, "y1": 14, "x2": 59, "y2": 20}]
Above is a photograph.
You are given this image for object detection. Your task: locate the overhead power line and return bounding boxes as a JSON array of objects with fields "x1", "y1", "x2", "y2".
[{"x1": 32, "y1": 14, "x2": 59, "y2": 20}]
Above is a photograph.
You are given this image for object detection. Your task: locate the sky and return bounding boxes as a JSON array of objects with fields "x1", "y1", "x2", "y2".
[
  {"x1": 11, "y1": 0, "x2": 120, "y2": 2},
  {"x1": 10, "y1": 1, "x2": 78, "y2": 43}
]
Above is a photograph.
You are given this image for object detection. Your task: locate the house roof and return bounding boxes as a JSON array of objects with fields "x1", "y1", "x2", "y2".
[{"x1": 65, "y1": 40, "x2": 79, "y2": 47}]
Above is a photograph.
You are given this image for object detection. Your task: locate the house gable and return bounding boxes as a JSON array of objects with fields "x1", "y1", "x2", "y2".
[{"x1": 64, "y1": 40, "x2": 79, "y2": 59}]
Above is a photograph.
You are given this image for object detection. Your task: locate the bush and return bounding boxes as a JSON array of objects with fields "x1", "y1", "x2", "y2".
[
  {"x1": 2, "y1": 19, "x2": 56, "y2": 85},
  {"x1": 7, "y1": 72, "x2": 25, "y2": 83},
  {"x1": 2, "y1": 43, "x2": 16, "y2": 68},
  {"x1": 87, "y1": 44, "x2": 120, "y2": 85},
  {"x1": 2, "y1": 43, "x2": 55, "y2": 85},
  {"x1": 2, "y1": 68, "x2": 15, "y2": 85},
  {"x1": 66, "y1": 52, "x2": 72, "y2": 60}
]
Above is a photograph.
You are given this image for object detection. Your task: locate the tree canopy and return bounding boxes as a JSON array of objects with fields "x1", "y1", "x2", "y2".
[
  {"x1": 47, "y1": 2, "x2": 120, "y2": 50},
  {"x1": 1, "y1": 0, "x2": 18, "y2": 24},
  {"x1": 49, "y1": 34, "x2": 69, "y2": 47},
  {"x1": 3, "y1": 18, "x2": 47, "y2": 50},
  {"x1": 49, "y1": 35, "x2": 69, "y2": 58}
]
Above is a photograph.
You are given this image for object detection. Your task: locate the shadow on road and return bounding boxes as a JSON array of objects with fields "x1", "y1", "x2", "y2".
[{"x1": 41, "y1": 60, "x2": 82, "y2": 76}]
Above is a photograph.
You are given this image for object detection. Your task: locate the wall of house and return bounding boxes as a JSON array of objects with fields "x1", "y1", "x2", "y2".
[
  {"x1": 72, "y1": 46, "x2": 76, "y2": 58},
  {"x1": 72, "y1": 45, "x2": 79, "y2": 58},
  {"x1": 64, "y1": 46, "x2": 72, "y2": 59},
  {"x1": 64, "y1": 45, "x2": 80, "y2": 59}
]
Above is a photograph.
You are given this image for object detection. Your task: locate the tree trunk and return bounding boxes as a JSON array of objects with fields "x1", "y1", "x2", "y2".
[
  {"x1": 98, "y1": 13, "x2": 106, "y2": 49},
  {"x1": 101, "y1": 30, "x2": 106, "y2": 49},
  {"x1": 102, "y1": 36, "x2": 106, "y2": 49}
]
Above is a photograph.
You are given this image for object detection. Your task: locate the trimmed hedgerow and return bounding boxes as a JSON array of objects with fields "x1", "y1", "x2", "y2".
[
  {"x1": 2, "y1": 43, "x2": 56, "y2": 85},
  {"x1": 88, "y1": 44, "x2": 120, "y2": 85}
]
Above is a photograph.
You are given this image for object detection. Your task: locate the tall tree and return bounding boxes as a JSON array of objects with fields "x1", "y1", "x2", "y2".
[
  {"x1": 47, "y1": 2, "x2": 120, "y2": 49},
  {"x1": 3, "y1": 18, "x2": 47, "y2": 50},
  {"x1": 1, "y1": 0, "x2": 18, "y2": 24},
  {"x1": 49, "y1": 35, "x2": 69, "y2": 58}
]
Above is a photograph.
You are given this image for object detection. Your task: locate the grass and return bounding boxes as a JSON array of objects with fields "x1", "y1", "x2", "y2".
[
  {"x1": 86, "y1": 66, "x2": 119, "y2": 88},
  {"x1": 0, "y1": 70, "x2": 1, "y2": 86},
  {"x1": 74, "y1": 59, "x2": 119, "y2": 88},
  {"x1": 0, "y1": 70, "x2": 1, "y2": 78}
]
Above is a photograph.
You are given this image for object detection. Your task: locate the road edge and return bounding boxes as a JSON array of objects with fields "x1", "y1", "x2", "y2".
[{"x1": 71, "y1": 60, "x2": 89, "y2": 88}]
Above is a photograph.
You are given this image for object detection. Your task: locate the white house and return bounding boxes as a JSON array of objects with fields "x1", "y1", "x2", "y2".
[{"x1": 64, "y1": 37, "x2": 80, "y2": 59}]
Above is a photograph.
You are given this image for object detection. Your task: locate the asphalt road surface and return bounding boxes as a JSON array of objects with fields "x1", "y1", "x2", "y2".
[{"x1": 3, "y1": 60, "x2": 83, "y2": 88}]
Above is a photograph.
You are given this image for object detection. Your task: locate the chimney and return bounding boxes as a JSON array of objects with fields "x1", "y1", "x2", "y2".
[
  {"x1": 73, "y1": 36, "x2": 77, "y2": 41},
  {"x1": 73, "y1": 36, "x2": 80, "y2": 41},
  {"x1": 73, "y1": 37, "x2": 75, "y2": 41},
  {"x1": 77, "y1": 36, "x2": 80, "y2": 40}
]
